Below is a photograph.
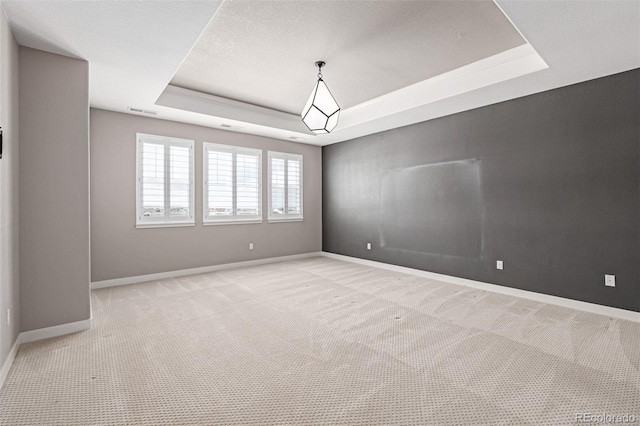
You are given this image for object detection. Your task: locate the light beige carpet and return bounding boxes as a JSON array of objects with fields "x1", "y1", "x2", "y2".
[{"x1": 1, "y1": 256, "x2": 638, "y2": 425}]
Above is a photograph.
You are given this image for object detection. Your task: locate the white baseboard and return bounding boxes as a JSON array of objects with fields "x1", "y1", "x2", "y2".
[
  {"x1": 0, "y1": 335, "x2": 21, "y2": 390},
  {"x1": 321, "y1": 252, "x2": 640, "y2": 323},
  {"x1": 3, "y1": 251, "x2": 636, "y2": 391},
  {"x1": 91, "y1": 252, "x2": 323, "y2": 289},
  {"x1": 20, "y1": 318, "x2": 93, "y2": 344},
  {"x1": 1, "y1": 317, "x2": 93, "y2": 390}
]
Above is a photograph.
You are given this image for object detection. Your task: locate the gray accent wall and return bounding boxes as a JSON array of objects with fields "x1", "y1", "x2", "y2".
[
  {"x1": 323, "y1": 69, "x2": 640, "y2": 312},
  {"x1": 19, "y1": 48, "x2": 91, "y2": 331},
  {"x1": 0, "y1": 10, "x2": 20, "y2": 368},
  {"x1": 90, "y1": 109, "x2": 322, "y2": 282}
]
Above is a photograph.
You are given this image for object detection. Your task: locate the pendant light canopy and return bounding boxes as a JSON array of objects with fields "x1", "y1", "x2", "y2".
[{"x1": 301, "y1": 61, "x2": 340, "y2": 134}]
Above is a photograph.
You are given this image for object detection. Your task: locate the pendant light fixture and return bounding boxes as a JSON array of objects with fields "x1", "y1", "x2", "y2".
[{"x1": 301, "y1": 61, "x2": 340, "y2": 134}]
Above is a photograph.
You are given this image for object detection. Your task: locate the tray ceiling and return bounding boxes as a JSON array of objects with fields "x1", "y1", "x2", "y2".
[
  {"x1": 170, "y1": 0, "x2": 525, "y2": 115},
  {"x1": 1, "y1": 0, "x2": 638, "y2": 145}
]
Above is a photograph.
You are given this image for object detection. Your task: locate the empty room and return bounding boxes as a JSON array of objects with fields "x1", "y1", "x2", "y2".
[{"x1": 0, "y1": 0, "x2": 639, "y2": 425}]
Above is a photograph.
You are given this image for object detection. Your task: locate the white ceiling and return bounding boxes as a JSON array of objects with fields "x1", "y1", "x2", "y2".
[
  {"x1": 1, "y1": 0, "x2": 638, "y2": 146},
  {"x1": 0, "y1": 0, "x2": 222, "y2": 123},
  {"x1": 171, "y1": 0, "x2": 525, "y2": 114}
]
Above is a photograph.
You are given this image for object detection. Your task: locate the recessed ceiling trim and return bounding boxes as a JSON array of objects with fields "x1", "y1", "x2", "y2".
[
  {"x1": 156, "y1": 43, "x2": 546, "y2": 141},
  {"x1": 156, "y1": 85, "x2": 313, "y2": 136},
  {"x1": 338, "y1": 43, "x2": 547, "y2": 131}
]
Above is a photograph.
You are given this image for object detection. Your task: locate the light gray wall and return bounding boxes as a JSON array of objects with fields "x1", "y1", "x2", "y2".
[
  {"x1": 90, "y1": 109, "x2": 322, "y2": 282},
  {"x1": 0, "y1": 8, "x2": 20, "y2": 368},
  {"x1": 19, "y1": 47, "x2": 91, "y2": 331}
]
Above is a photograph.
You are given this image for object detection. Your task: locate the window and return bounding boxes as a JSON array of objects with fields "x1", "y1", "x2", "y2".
[
  {"x1": 268, "y1": 151, "x2": 303, "y2": 221},
  {"x1": 203, "y1": 143, "x2": 262, "y2": 224},
  {"x1": 136, "y1": 133, "x2": 194, "y2": 228}
]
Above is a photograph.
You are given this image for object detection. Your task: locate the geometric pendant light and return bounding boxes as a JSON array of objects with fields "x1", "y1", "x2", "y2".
[{"x1": 301, "y1": 61, "x2": 340, "y2": 134}]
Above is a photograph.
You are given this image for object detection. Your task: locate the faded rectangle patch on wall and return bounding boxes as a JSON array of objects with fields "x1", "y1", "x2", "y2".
[{"x1": 379, "y1": 159, "x2": 483, "y2": 258}]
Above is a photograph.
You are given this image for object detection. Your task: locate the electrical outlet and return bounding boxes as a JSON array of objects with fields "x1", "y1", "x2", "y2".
[
  {"x1": 496, "y1": 260, "x2": 504, "y2": 270},
  {"x1": 366, "y1": 242, "x2": 371, "y2": 250},
  {"x1": 6, "y1": 309, "x2": 10, "y2": 326},
  {"x1": 605, "y1": 274, "x2": 615, "y2": 287},
  {"x1": 249, "y1": 243, "x2": 254, "y2": 250}
]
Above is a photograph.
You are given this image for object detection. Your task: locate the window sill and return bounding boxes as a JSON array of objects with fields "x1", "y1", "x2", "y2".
[
  {"x1": 203, "y1": 219, "x2": 263, "y2": 226},
  {"x1": 268, "y1": 217, "x2": 304, "y2": 223},
  {"x1": 136, "y1": 222, "x2": 195, "y2": 229}
]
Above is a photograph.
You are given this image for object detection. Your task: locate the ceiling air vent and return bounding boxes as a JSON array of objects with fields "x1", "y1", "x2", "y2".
[
  {"x1": 127, "y1": 107, "x2": 158, "y2": 115},
  {"x1": 220, "y1": 124, "x2": 243, "y2": 130}
]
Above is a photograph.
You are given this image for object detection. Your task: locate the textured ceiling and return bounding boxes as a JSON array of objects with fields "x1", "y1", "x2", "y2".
[
  {"x1": 170, "y1": 0, "x2": 525, "y2": 115},
  {"x1": 1, "y1": 0, "x2": 637, "y2": 145},
  {"x1": 0, "y1": 0, "x2": 222, "y2": 119}
]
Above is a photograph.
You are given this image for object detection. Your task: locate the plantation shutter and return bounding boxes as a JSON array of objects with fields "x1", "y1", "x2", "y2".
[
  {"x1": 268, "y1": 152, "x2": 303, "y2": 221},
  {"x1": 204, "y1": 143, "x2": 262, "y2": 223},
  {"x1": 136, "y1": 134, "x2": 194, "y2": 227}
]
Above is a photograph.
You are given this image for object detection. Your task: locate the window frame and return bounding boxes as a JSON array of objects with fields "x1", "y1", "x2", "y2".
[
  {"x1": 135, "y1": 133, "x2": 195, "y2": 228},
  {"x1": 203, "y1": 142, "x2": 263, "y2": 225},
  {"x1": 268, "y1": 151, "x2": 304, "y2": 222}
]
